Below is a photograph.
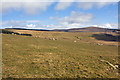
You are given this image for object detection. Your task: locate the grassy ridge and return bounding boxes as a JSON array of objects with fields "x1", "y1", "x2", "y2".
[{"x1": 2, "y1": 32, "x2": 118, "y2": 78}]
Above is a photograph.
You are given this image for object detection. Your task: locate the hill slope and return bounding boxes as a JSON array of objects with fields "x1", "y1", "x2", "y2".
[{"x1": 5, "y1": 26, "x2": 118, "y2": 32}]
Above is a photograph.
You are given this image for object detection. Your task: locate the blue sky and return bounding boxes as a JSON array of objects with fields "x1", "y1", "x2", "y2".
[{"x1": 1, "y1": 1, "x2": 118, "y2": 29}]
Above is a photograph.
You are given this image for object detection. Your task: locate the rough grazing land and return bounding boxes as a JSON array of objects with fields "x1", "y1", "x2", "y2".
[{"x1": 2, "y1": 30, "x2": 119, "y2": 78}]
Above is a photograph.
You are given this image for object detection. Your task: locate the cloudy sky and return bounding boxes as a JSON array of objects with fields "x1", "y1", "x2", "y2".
[{"x1": 0, "y1": 0, "x2": 118, "y2": 29}]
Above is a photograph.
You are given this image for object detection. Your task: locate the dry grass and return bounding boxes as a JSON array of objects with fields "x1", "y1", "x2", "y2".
[{"x1": 2, "y1": 30, "x2": 119, "y2": 78}]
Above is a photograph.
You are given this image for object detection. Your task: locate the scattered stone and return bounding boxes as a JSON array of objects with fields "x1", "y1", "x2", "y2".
[
  {"x1": 48, "y1": 38, "x2": 57, "y2": 40},
  {"x1": 49, "y1": 53, "x2": 52, "y2": 54},
  {"x1": 74, "y1": 40, "x2": 76, "y2": 42},
  {"x1": 97, "y1": 43, "x2": 103, "y2": 45},
  {"x1": 106, "y1": 69, "x2": 109, "y2": 71},
  {"x1": 101, "y1": 59, "x2": 117, "y2": 69},
  {"x1": 53, "y1": 38, "x2": 55, "y2": 40},
  {"x1": 12, "y1": 33, "x2": 14, "y2": 35},
  {"x1": 115, "y1": 65, "x2": 119, "y2": 69},
  {"x1": 112, "y1": 59, "x2": 115, "y2": 61}
]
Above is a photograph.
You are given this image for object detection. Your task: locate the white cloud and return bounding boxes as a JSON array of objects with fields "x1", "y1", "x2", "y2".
[
  {"x1": 1, "y1": 19, "x2": 84, "y2": 29},
  {"x1": 49, "y1": 11, "x2": 94, "y2": 29},
  {"x1": 55, "y1": 0, "x2": 74, "y2": 10},
  {"x1": 1, "y1": 0, "x2": 117, "y2": 14},
  {"x1": 65, "y1": 11, "x2": 93, "y2": 23},
  {"x1": 2, "y1": 0, "x2": 118, "y2": 2},
  {"x1": 23, "y1": 2, "x2": 54, "y2": 14},
  {"x1": 49, "y1": 11, "x2": 118, "y2": 29},
  {"x1": 77, "y1": 2, "x2": 94, "y2": 9},
  {"x1": 50, "y1": 22, "x2": 82, "y2": 29},
  {"x1": 1, "y1": 0, "x2": 55, "y2": 14},
  {"x1": 77, "y1": 2, "x2": 116, "y2": 9},
  {"x1": 1, "y1": 20, "x2": 118, "y2": 29},
  {"x1": 26, "y1": 24, "x2": 36, "y2": 28},
  {"x1": 104, "y1": 23, "x2": 113, "y2": 28},
  {"x1": 91, "y1": 23, "x2": 118, "y2": 29},
  {"x1": 26, "y1": 20, "x2": 41, "y2": 23},
  {"x1": 76, "y1": 0, "x2": 118, "y2": 2},
  {"x1": 2, "y1": 20, "x2": 26, "y2": 28},
  {"x1": 2, "y1": 0, "x2": 55, "y2": 2},
  {"x1": 1, "y1": 20, "x2": 41, "y2": 28},
  {"x1": 54, "y1": 0, "x2": 117, "y2": 10},
  {"x1": 50, "y1": 11, "x2": 93, "y2": 25}
]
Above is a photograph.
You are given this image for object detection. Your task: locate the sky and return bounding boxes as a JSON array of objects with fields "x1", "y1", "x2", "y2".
[{"x1": 0, "y1": 0, "x2": 119, "y2": 29}]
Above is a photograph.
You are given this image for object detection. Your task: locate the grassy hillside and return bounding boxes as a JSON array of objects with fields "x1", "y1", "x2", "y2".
[{"x1": 2, "y1": 30, "x2": 119, "y2": 78}]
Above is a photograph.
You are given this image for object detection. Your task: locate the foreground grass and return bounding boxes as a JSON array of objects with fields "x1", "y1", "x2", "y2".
[{"x1": 2, "y1": 33, "x2": 118, "y2": 78}]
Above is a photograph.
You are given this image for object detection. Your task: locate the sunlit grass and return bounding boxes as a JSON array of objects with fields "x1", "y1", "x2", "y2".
[{"x1": 2, "y1": 31, "x2": 118, "y2": 78}]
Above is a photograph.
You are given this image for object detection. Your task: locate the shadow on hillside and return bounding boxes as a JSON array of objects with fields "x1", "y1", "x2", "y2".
[{"x1": 91, "y1": 33, "x2": 119, "y2": 42}]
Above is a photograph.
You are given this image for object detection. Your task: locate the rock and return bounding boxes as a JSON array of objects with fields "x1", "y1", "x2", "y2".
[
  {"x1": 12, "y1": 33, "x2": 14, "y2": 35},
  {"x1": 53, "y1": 38, "x2": 55, "y2": 40},
  {"x1": 97, "y1": 43, "x2": 103, "y2": 45},
  {"x1": 115, "y1": 65, "x2": 119, "y2": 68},
  {"x1": 106, "y1": 69, "x2": 109, "y2": 71},
  {"x1": 112, "y1": 59, "x2": 115, "y2": 61},
  {"x1": 74, "y1": 40, "x2": 76, "y2": 42},
  {"x1": 49, "y1": 53, "x2": 52, "y2": 54}
]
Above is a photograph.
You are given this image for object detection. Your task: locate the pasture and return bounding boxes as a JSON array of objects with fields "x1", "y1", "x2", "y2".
[{"x1": 2, "y1": 30, "x2": 119, "y2": 78}]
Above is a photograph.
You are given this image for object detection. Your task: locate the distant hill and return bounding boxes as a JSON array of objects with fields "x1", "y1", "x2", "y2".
[
  {"x1": 5, "y1": 28, "x2": 51, "y2": 31},
  {"x1": 52, "y1": 26, "x2": 118, "y2": 32},
  {"x1": 5, "y1": 26, "x2": 118, "y2": 32}
]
